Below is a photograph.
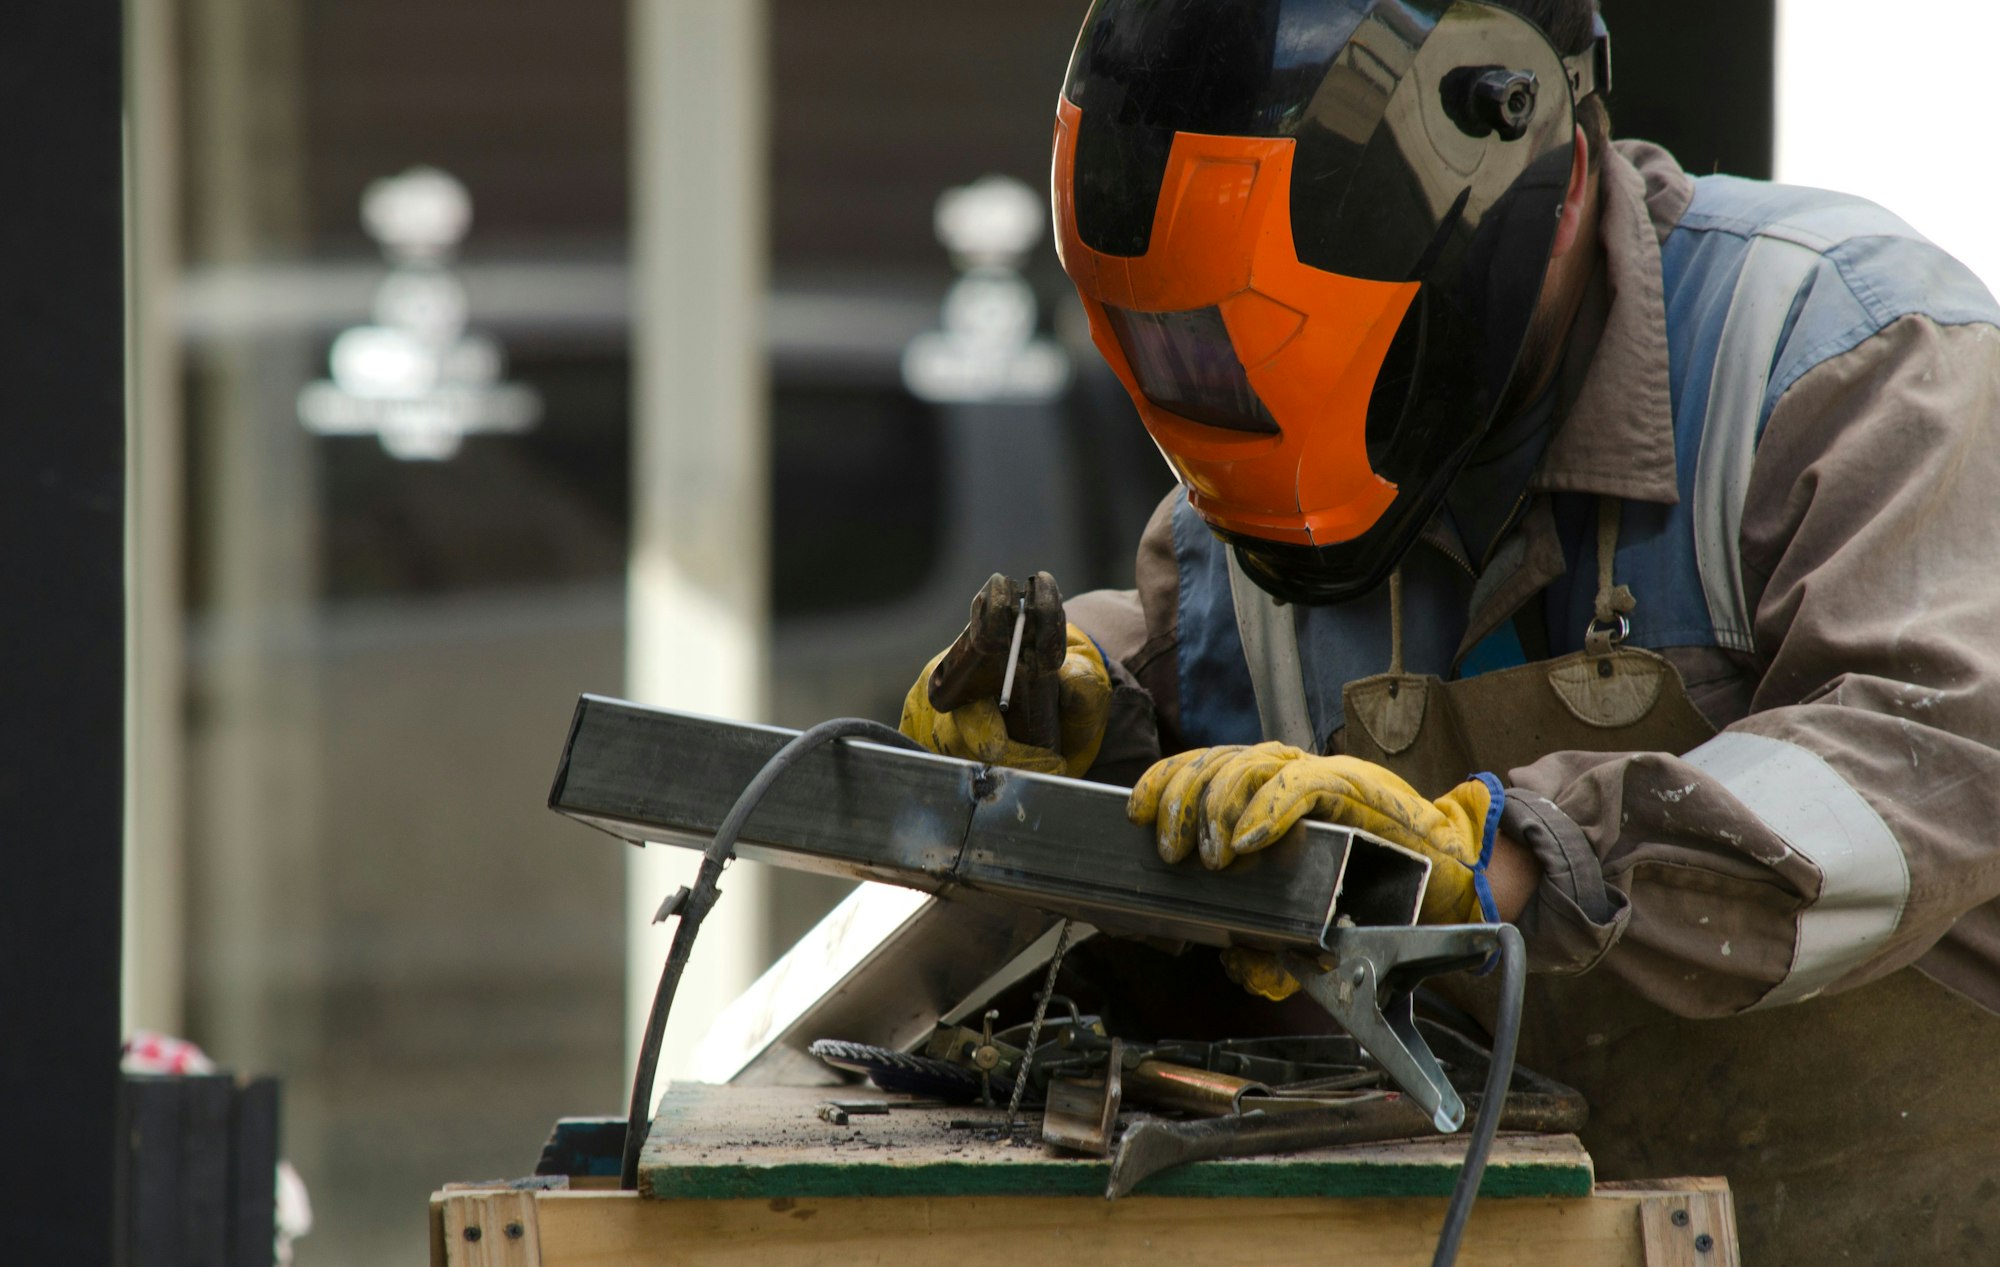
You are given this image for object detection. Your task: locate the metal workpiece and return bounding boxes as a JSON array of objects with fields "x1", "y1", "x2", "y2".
[
  {"x1": 554, "y1": 696, "x2": 1485, "y2": 1149},
  {"x1": 550, "y1": 696, "x2": 1431, "y2": 950},
  {"x1": 552, "y1": 696, "x2": 974, "y2": 889},
  {"x1": 1041, "y1": 1037, "x2": 1125, "y2": 1156},
  {"x1": 1122, "y1": 1058, "x2": 1273, "y2": 1118},
  {"x1": 689, "y1": 886, "x2": 1067, "y2": 1086}
]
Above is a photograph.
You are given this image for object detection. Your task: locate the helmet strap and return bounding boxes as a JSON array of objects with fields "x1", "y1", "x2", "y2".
[{"x1": 1562, "y1": 15, "x2": 1613, "y2": 102}]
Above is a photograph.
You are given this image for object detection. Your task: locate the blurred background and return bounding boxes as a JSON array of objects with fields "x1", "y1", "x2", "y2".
[{"x1": 106, "y1": 0, "x2": 1995, "y2": 1261}]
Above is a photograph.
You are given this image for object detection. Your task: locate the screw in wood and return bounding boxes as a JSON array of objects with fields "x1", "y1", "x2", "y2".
[
  {"x1": 1670, "y1": 1209, "x2": 1690, "y2": 1228},
  {"x1": 506, "y1": 1221, "x2": 525, "y2": 1240},
  {"x1": 463, "y1": 1225, "x2": 483, "y2": 1242},
  {"x1": 1694, "y1": 1233, "x2": 1715, "y2": 1253}
]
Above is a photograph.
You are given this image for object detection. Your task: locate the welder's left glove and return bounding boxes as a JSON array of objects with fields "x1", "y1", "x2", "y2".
[
  {"x1": 1126, "y1": 743, "x2": 1502, "y2": 927},
  {"x1": 899, "y1": 623, "x2": 1111, "y2": 778}
]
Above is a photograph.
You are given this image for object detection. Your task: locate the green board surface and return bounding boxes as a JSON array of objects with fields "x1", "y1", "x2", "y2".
[{"x1": 639, "y1": 1085, "x2": 1594, "y2": 1202}]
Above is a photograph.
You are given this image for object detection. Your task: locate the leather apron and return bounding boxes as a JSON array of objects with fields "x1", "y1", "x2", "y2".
[{"x1": 1330, "y1": 503, "x2": 2000, "y2": 1265}]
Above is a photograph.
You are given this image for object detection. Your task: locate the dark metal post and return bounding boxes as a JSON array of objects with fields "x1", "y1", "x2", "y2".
[
  {"x1": 1605, "y1": 0, "x2": 1777, "y2": 180},
  {"x1": 0, "y1": 1, "x2": 128, "y2": 1261}
]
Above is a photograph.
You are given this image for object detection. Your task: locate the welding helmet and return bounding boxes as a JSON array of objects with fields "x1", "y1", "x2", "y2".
[{"x1": 1055, "y1": 0, "x2": 1610, "y2": 603}]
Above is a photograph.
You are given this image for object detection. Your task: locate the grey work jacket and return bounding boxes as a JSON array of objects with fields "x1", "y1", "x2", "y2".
[{"x1": 1070, "y1": 141, "x2": 2000, "y2": 1021}]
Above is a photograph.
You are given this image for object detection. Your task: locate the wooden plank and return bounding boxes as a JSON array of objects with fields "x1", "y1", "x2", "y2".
[
  {"x1": 439, "y1": 1191, "x2": 542, "y2": 1267},
  {"x1": 527, "y1": 1189, "x2": 1650, "y2": 1267},
  {"x1": 640, "y1": 1084, "x2": 1595, "y2": 1201},
  {"x1": 430, "y1": 1194, "x2": 448, "y2": 1267},
  {"x1": 1636, "y1": 1184, "x2": 1741, "y2": 1266}
]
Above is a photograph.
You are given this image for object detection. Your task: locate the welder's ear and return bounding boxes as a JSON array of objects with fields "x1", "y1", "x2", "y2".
[{"x1": 1551, "y1": 123, "x2": 1591, "y2": 260}]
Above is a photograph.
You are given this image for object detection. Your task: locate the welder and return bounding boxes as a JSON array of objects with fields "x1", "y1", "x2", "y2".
[{"x1": 898, "y1": 0, "x2": 2000, "y2": 1258}]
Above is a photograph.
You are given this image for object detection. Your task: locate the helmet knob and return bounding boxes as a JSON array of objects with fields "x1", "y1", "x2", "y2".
[{"x1": 1454, "y1": 68, "x2": 1540, "y2": 142}]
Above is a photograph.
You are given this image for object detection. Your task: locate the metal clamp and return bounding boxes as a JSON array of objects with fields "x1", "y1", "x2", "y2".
[{"x1": 1288, "y1": 924, "x2": 1503, "y2": 1134}]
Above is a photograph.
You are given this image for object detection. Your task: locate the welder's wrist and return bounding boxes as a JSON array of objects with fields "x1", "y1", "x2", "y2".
[{"x1": 1484, "y1": 831, "x2": 1542, "y2": 923}]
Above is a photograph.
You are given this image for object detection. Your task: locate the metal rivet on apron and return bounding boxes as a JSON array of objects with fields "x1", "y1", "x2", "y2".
[{"x1": 1598, "y1": 659, "x2": 1613, "y2": 679}]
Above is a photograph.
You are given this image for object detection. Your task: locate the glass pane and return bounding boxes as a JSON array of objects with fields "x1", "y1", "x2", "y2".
[
  {"x1": 174, "y1": 4, "x2": 629, "y2": 1263},
  {"x1": 159, "y1": 5, "x2": 1175, "y2": 1263}
]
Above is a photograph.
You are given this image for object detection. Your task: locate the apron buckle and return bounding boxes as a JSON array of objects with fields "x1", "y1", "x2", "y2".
[{"x1": 1584, "y1": 612, "x2": 1630, "y2": 660}]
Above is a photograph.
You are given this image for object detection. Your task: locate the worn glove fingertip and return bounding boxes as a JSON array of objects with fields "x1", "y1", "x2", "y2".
[{"x1": 1127, "y1": 799, "x2": 1161, "y2": 830}]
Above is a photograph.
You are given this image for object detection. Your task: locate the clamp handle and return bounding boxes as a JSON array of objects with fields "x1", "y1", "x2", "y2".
[{"x1": 1290, "y1": 924, "x2": 1502, "y2": 1134}]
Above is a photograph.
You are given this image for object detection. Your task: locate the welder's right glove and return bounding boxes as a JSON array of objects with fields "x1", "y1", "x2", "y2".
[
  {"x1": 899, "y1": 623, "x2": 1111, "y2": 778},
  {"x1": 1131, "y1": 744, "x2": 1503, "y2": 1002},
  {"x1": 1126, "y1": 743, "x2": 1501, "y2": 926}
]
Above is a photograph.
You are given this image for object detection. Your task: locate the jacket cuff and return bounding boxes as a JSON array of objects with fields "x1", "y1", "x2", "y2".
[
  {"x1": 1084, "y1": 655, "x2": 1163, "y2": 787},
  {"x1": 1501, "y1": 790, "x2": 1631, "y2": 975}
]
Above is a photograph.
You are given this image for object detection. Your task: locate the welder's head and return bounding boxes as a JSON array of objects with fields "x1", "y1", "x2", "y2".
[{"x1": 1054, "y1": 0, "x2": 1610, "y2": 604}]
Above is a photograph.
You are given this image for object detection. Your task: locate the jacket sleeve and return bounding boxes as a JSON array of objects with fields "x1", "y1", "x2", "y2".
[
  {"x1": 1066, "y1": 490, "x2": 1186, "y2": 783},
  {"x1": 1506, "y1": 314, "x2": 2000, "y2": 1017}
]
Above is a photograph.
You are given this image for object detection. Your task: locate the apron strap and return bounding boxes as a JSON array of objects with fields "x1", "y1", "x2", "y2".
[
  {"x1": 1225, "y1": 552, "x2": 1319, "y2": 751},
  {"x1": 1388, "y1": 568, "x2": 1406, "y2": 676},
  {"x1": 1585, "y1": 498, "x2": 1636, "y2": 657}
]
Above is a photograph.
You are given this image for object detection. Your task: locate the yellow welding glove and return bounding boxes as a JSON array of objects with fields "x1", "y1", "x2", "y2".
[
  {"x1": 899, "y1": 624, "x2": 1111, "y2": 778},
  {"x1": 1127, "y1": 743, "x2": 1502, "y2": 927},
  {"x1": 1218, "y1": 946, "x2": 1323, "y2": 1002}
]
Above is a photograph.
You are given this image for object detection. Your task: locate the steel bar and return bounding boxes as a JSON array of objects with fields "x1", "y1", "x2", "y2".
[
  {"x1": 688, "y1": 886, "x2": 1066, "y2": 1086},
  {"x1": 550, "y1": 696, "x2": 1429, "y2": 951}
]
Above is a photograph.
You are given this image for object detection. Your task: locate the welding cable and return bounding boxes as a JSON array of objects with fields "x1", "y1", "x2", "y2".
[
  {"x1": 1429, "y1": 922, "x2": 1527, "y2": 1267},
  {"x1": 619, "y1": 717, "x2": 923, "y2": 1190}
]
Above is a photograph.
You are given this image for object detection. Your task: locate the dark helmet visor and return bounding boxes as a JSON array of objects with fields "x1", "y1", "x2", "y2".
[{"x1": 1101, "y1": 304, "x2": 1279, "y2": 436}]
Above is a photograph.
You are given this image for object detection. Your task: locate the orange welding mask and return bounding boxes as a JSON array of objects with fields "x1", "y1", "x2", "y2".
[{"x1": 1055, "y1": 0, "x2": 1609, "y2": 603}]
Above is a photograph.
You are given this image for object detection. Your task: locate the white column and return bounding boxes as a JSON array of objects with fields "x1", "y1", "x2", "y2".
[
  {"x1": 179, "y1": 0, "x2": 323, "y2": 1091},
  {"x1": 123, "y1": 0, "x2": 186, "y2": 1036},
  {"x1": 626, "y1": 0, "x2": 773, "y2": 1091}
]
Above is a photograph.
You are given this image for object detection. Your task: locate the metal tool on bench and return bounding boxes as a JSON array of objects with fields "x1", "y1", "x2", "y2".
[
  {"x1": 810, "y1": 999, "x2": 1582, "y2": 1184},
  {"x1": 551, "y1": 699, "x2": 1487, "y2": 1123},
  {"x1": 552, "y1": 695, "x2": 1534, "y2": 1267},
  {"x1": 1104, "y1": 1021, "x2": 1585, "y2": 1195}
]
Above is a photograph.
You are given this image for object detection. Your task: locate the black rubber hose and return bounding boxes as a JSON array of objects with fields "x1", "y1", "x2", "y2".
[
  {"x1": 1429, "y1": 923, "x2": 1528, "y2": 1267},
  {"x1": 619, "y1": 717, "x2": 921, "y2": 1190}
]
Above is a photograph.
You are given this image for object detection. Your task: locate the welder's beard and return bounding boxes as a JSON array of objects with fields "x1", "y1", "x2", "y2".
[{"x1": 1497, "y1": 295, "x2": 1568, "y2": 423}]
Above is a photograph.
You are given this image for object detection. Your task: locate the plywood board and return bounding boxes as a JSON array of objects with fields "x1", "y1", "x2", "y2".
[{"x1": 639, "y1": 1083, "x2": 1593, "y2": 1201}]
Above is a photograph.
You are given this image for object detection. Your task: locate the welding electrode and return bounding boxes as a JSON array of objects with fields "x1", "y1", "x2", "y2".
[{"x1": 998, "y1": 597, "x2": 1028, "y2": 714}]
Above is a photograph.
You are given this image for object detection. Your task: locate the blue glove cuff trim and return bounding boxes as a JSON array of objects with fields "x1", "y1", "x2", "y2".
[
  {"x1": 1086, "y1": 631, "x2": 1108, "y2": 666},
  {"x1": 1472, "y1": 772, "x2": 1505, "y2": 875},
  {"x1": 1470, "y1": 773, "x2": 1505, "y2": 974}
]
